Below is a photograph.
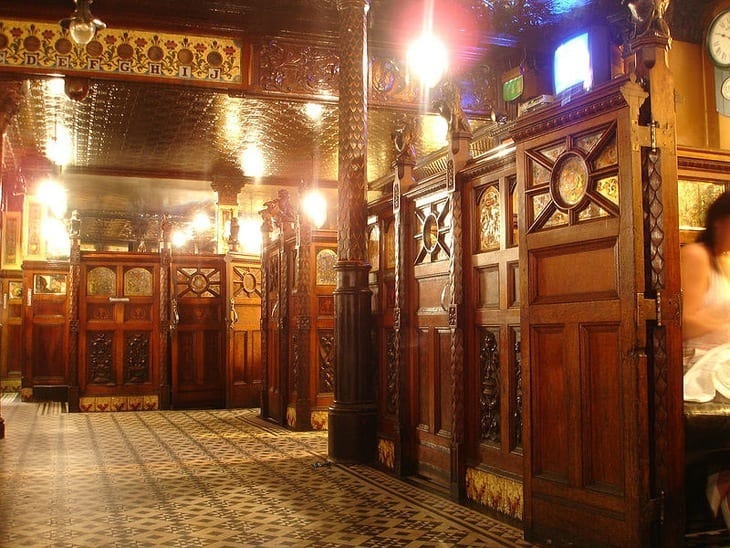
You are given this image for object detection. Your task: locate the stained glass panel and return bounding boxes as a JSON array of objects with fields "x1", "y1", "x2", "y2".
[
  {"x1": 87, "y1": 266, "x2": 116, "y2": 296},
  {"x1": 596, "y1": 176, "x2": 619, "y2": 205},
  {"x1": 124, "y1": 267, "x2": 153, "y2": 296},
  {"x1": 316, "y1": 249, "x2": 337, "y2": 285},
  {"x1": 594, "y1": 136, "x2": 618, "y2": 169},
  {"x1": 478, "y1": 185, "x2": 501, "y2": 252}
]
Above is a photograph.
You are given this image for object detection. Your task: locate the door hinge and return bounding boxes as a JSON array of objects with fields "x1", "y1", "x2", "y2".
[
  {"x1": 647, "y1": 489, "x2": 666, "y2": 524},
  {"x1": 636, "y1": 290, "x2": 682, "y2": 328}
]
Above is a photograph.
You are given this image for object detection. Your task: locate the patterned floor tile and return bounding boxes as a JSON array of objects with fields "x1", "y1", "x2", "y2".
[{"x1": 0, "y1": 395, "x2": 536, "y2": 547}]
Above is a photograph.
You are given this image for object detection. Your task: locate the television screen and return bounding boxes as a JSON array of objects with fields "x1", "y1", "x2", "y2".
[{"x1": 553, "y1": 32, "x2": 591, "y2": 95}]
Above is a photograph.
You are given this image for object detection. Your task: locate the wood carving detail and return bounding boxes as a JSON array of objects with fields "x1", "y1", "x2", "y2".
[
  {"x1": 88, "y1": 331, "x2": 114, "y2": 384},
  {"x1": 124, "y1": 332, "x2": 149, "y2": 383},
  {"x1": 480, "y1": 329, "x2": 500, "y2": 444},
  {"x1": 259, "y1": 39, "x2": 339, "y2": 96},
  {"x1": 319, "y1": 331, "x2": 335, "y2": 393}
]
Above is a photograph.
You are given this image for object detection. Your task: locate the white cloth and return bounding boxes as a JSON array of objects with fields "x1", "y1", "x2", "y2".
[
  {"x1": 684, "y1": 267, "x2": 730, "y2": 402},
  {"x1": 684, "y1": 343, "x2": 730, "y2": 402}
]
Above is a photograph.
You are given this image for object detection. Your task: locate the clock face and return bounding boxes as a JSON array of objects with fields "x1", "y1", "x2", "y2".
[
  {"x1": 722, "y1": 76, "x2": 730, "y2": 101},
  {"x1": 708, "y1": 10, "x2": 730, "y2": 67}
]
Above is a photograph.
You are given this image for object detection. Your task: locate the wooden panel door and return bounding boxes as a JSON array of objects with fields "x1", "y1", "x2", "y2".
[
  {"x1": 263, "y1": 248, "x2": 284, "y2": 422},
  {"x1": 78, "y1": 256, "x2": 160, "y2": 403},
  {"x1": 463, "y1": 161, "x2": 523, "y2": 502},
  {"x1": 21, "y1": 261, "x2": 69, "y2": 392},
  {"x1": 516, "y1": 82, "x2": 681, "y2": 546},
  {"x1": 226, "y1": 254, "x2": 262, "y2": 408},
  {"x1": 1, "y1": 274, "x2": 23, "y2": 391},
  {"x1": 171, "y1": 256, "x2": 226, "y2": 409},
  {"x1": 406, "y1": 188, "x2": 452, "y2": 486}
]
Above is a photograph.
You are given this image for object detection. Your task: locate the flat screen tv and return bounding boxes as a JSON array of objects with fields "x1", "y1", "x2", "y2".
[{"x1": 553, "y1": 27, "x2": 611, "y2": 96}]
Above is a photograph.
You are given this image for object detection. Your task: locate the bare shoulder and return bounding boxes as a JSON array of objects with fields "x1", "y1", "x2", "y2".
[{"x1": 681, "y1": 242, "x2": 711, "y2": 265}]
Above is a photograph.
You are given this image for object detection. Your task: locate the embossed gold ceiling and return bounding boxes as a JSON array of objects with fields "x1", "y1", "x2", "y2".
[{"x1": 0, "y1": 0, "x2": 711, "y2": 248}]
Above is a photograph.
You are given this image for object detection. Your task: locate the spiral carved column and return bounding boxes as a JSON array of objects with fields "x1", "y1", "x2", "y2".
[{"x1": 328, "y1": 0, "x2": 377, "y2": 464}]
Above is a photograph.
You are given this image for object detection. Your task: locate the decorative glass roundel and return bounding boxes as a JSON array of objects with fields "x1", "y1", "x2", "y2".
[{"x1": 552, "y1": 152, "x2": 589, "y2": 209}]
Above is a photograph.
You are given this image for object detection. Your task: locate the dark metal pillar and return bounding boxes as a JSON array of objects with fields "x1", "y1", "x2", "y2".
[{"x1": 328, "y1": 0, "x2": 376, "y2": 463}]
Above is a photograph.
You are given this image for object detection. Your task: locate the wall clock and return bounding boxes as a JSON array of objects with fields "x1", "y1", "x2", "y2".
[
  {"x1": 708, "y1": 9, "x2": 730, "y2": 68},
  {"x1": 708, "y1": 9, "x2": 730, "y2": 116}
]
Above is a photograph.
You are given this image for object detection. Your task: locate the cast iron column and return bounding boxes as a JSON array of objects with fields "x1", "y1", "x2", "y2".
[{"x1": 328, "y1": 0, "x2": 376, "y2": 463}]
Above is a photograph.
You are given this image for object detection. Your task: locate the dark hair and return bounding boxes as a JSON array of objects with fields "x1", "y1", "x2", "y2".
[{"x1": 697, "y1": 191, "x2": 730, "y2": 264}]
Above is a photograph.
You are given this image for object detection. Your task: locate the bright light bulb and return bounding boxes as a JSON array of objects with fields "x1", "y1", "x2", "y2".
[
  {"x1": 46, "y1": 125, "x2": 72, "y2": 166},
  {"x1": 407, "y1": 34, "x2": 448, "y2": 89},
  {"x1": 69, "y1": 20, "x2": 96, "y2": 45},
  {"x1": 240, "y1": 146, "x2": 265, "y2": 178},
  {"x1": 36, "y1": 179, "x2": 67, "y2": 219},
  {"x1": 301, "y1": 189, "x2": 327, "y2": 228},
  {"x1": 304, "y1": 103, "x2": 324, "y2": 121},
  {"x1": 192, "y1": 212, "x2": 211, "y2": 233},
  {"x1": 171, "y1": 230, "x2": 188, "y2": 248}
]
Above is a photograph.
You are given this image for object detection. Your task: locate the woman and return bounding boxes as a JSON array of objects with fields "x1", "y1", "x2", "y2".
[
  {"x1": 681, "y1": 190, "x2": 730, "y2": 532},
  {"x1": 682, "y1": 191, "x2": 730, "y2": 357}
]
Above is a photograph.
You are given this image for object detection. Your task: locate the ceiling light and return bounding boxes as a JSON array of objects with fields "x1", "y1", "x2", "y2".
[
  {"x1": 304, "y1": 103, "x2": 324, "y2": 121},
  {"x1": 407, "y1": 33, "x2": 448, "y2": 89},
  {"x1": 59, "y1": 0, "x2": 106, "y2": 46},
  {"x1": 301, "y1": 188, "x2": 327, "y2": 229},
  {"x1": 240, "y1": 146, "x2": 265, "y2": 178}
]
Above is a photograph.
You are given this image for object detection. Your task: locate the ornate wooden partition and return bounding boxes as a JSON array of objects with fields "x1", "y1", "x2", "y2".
[
  {"x1": 461, "y1": 146, "x2": 524, "y2": 519},
  {"x1": 259, "y1": 190, "x2": 336, "y2": 430},
  {"x1": 170, "y1": 254, "x2": 227, "y2": 409},
  {"x1": 0, "y1": 270, "x2": 22, "y2": 394},
  {"x1": 512, "y1": 74, "x2": 682, "y2": 545},
  {"x1": 21, "y1": 260, "x2": 69, "y2": 399},
  {"x1": 287, "y1": 228, "x2": 337, "y2": 430},
  {"x1": 370, "y1": 127, "x2": 525, "y2": 519},
  {"x1": 226, "y1": 252, "x2": 263, "y2": 409},
  {"x1": 77, "y1": 253, "x2": 162, "y2": 411}
]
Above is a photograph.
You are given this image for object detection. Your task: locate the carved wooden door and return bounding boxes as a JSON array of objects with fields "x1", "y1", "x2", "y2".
[
  {"x1": 170, "y1": 255, "x2": 226, "y2": 409},
  {"x1": 226, "y1": 254, "x2": 262, "y2": 408},
  {"x1": 78, "y1": 256, "x2": 160, "y2": 407},
  {"x1": 261, "y1": 245, "x2": 285, "y2": 422},
  {"x1": 22, "y1": 261, "x2": 69, "y2": 392},
  {"x1": 405, "y1": 186, "x2": 453, "y2": 486},
  {"x1": 1, "y1": 273, "x2": 23, "y2": 391},
  {"x1": 516, "y1": 80, "x2": 682, "y2": 546},
  {"x1": 462, "y1": 159, "x2": 523, "y2": 513}
]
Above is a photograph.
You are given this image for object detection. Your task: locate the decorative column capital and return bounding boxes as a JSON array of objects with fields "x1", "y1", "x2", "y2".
[{"x1": 210, "y1": 172, "x2": 245, "y2": 206}]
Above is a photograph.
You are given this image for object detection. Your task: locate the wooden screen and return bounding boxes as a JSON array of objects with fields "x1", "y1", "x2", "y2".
[
  {"x1": 226, "y1": 254, "x2": 262, "y2": 409},
  {"x1": 78, "y1": 254, "x2": 160, "y2": 409},
  {"x1": 170, "y1": 255, "x2": 226, "y2": 409},
  {"x1": 517, "y1": 92, "x2": 652, "y2": 545},
  {"x1": 462, "y1": 157, "x2": 523, "y2": 516},
  {"x1": 406, "y1": 184, "x2": 453, "y2": 485},
  {"x1": 22, "y1": 260, "x2": 69, "y2": 392},
  {"x1": 0, "y1": 273, "x2": 23, "y2": 392}
]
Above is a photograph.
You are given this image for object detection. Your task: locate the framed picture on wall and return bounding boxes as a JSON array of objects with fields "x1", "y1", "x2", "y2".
[
  {"x1": 1, "y1": 211, "x2": 22, "y2": 270},
  {"x1": 678, "y1": 180, "x2": 727, "y2": 244}
]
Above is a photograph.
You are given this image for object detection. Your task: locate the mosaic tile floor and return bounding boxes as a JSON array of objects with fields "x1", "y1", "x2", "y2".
[{"x1": 0, "y1": 394, "x2": 536, "y2": 547}]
